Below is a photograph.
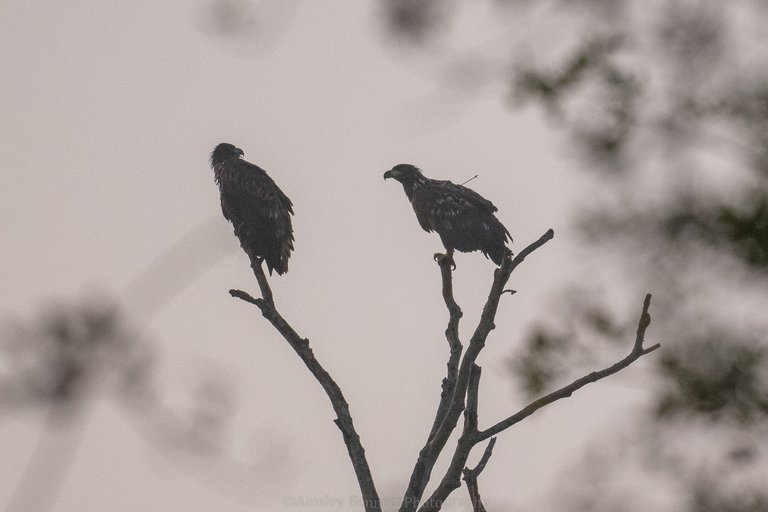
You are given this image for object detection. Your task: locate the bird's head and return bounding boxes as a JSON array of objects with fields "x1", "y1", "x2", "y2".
[
  {"x1": 383, "y1": 163, "x2": 423, "y2": 184},
  {"x1": 210, "y1": 143, "x2": 244, "y2": 166}
]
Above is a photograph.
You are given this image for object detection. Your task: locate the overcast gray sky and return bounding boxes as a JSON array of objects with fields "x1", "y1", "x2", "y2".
[{"x1": 1, "y1": 1, "x2": 656, "y2": 510}]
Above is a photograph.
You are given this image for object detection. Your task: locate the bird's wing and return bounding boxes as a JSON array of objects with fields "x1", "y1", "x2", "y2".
[
  {"x1": 441, "y1": 180, "x2": 498, "y2": 213},
  {"x1": 412, "y1": 180, "x2": 495, "y2": 232},
  {"x1": 222, "y1": 158, "x2": 294, "y2": 221}
]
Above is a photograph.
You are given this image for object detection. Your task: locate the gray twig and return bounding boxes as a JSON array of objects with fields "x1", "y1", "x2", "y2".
[{"x1": 462, "y1": 437, "x2": 497, "y2": 512}]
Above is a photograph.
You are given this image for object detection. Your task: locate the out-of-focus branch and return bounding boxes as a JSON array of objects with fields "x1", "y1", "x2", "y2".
[
  {"x1": 3, "y1": 405, "x2": 88, "y2": 512},
  {"x1": 400, "y1": 229, "x2": 555, "y2": 512},
  {"x1": 229, "y1": 264, "x2": 380, "y2": 512},
  {"x1": 418, "y1": 293, "x2": 659, "y2": 512}
]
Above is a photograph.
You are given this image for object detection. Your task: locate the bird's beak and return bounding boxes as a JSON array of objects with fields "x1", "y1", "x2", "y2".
[
  {"x1": 236, "y1": 149, "x2": 244, "y2": 157},
  {"x1": 383, "y1": 169, "x2": 394, "y2": 180}
]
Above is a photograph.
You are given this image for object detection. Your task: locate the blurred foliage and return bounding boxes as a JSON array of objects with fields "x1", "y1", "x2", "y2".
[
  {"x1": 382, "y1": 0, "x2": 452, "y2": 45},
  {"x1": 381, "y1": 0, "x2": 768, "y2": 510},
  {"x1": 656, "y1": 336, "x2": 768, "y2": 424},
  {"x1": 0, "y1": 297, "x2": 153, "y2": 417},
  {"x1": 205, "y1": 0, "x2": 258, "y2": 37},
  {"x1": 512, "y1": 33, "x2": 640, "y2": 167},
  {"x1": 510, "y1": 287, "x2": 631, "y2": 395},
  {"x1": 689, "y1": 478, "x2": 768, "y2": 512},
  {"x1": 660, "y1": 193, "x2": 768, "y2": 269}
]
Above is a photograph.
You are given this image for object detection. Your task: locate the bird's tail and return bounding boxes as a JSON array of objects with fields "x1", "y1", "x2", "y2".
[
  {"x1": 487, "y1": 218, "x2": 513, "y2": 265},
  {"x1": 488, "y1": 246, "x2": 513, "y2": 266},
  {"x1": 264, "y1": 235, "x2": 293, "y2": 275}
]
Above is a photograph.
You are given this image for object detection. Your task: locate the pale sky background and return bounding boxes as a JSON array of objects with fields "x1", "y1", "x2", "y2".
[{"x1": 1, "y1": 1, "x2": 657, "y2": 511}]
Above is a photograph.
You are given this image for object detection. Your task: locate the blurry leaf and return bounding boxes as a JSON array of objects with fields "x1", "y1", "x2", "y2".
[
  {"x1": 718, "y1": 196, "x2": 768, "y2": 268},
  {"x1": 690, "y1": 478, "x2": 768, "y2": 512},
  {"x1": 382, "y1": 0, "x2": 450, "y2": 44},
  {"x1": 510, "y1": 325, "x2": 568, "y2": 395},
  {"x1": 1, "y1": 297, "x2": 153, "y2": 413},
  {"x1": 656, "y1": 337, "x2": 768, "y2": 424},
  {"x1": 655, "y1": 2, "x2": 725, "y2": 71},
  {"x1": 512, "y1": 33, "x2": 625, "y2": 108},
  {"x1": 205, "y1": 0, "x2": 257, "y2": 37}
]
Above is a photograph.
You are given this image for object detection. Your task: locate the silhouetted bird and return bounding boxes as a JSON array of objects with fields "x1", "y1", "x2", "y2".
[
  {"x1": 384, "y1": 164, "x2": 512, "y2": 267},
  {"x1": 210, "y1": 143, "x2": 294, "y2": 275}
]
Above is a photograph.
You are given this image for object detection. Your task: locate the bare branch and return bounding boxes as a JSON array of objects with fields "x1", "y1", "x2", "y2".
[
  {"x1": 462, "y1": 438, "x2": 497, "y2": 512},
  {"x1": 419, "y1": 365, "x2": 484, "y2": 512},
  {"x1": 467, "y1": 437, "x2": 497, "y2": 479},
  {"x1": 418, "y1": 293, "x2": 660, "y2": 512},
  {"x1": 427, "y1": 256, "x2": 464, "y2": 442},
  {"x1": 633, "y1": 293, "x2": 652, "y2": 352},
  {"x1": 400, "y1": 229, "x2": 555, "y2": 512},
  {"x1": 464, "y1": 364, "x2": 482, "y2": 434},
  {"x1": 229, "y1": 271, "x2": 380, "y2": 512},
  {"x1": 478, "y1": 293, "x2": 658, "y2": 441}
]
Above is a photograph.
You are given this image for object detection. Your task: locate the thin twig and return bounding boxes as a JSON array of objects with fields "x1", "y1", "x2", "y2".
[
  {"x1": 462, "y1": 438, "x2": 497, "y2": 512},
  {"x1": 478, "y1": 293, "x2": 657, "y2": 441}
]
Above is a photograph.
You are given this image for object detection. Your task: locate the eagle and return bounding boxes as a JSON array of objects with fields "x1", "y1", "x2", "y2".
[
  {"x1": 210, "y1": 143, "x2": 294, "y2": 275},
  {"x1": 384, "y1": 164, "x2": 512, "y2": 266}
]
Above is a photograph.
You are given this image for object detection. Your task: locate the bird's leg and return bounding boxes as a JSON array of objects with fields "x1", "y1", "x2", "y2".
[
  {"x1": 433, "y1": 249, "x2": 456, "y2": 270},
  {"x1": 249, "y1": 256, "x2": 274, "y2": 307}
]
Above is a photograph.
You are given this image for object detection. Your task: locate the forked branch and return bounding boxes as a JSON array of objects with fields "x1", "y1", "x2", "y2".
[
  {"x1": 462, "y1": 437, "x2": 497, "y2": 512},
  {"x1": 417, "y1": 293, "x2": 660, "y2": 512},
  {"x1": 400, "y1": 229, "x2": 555, "y2": 512}
]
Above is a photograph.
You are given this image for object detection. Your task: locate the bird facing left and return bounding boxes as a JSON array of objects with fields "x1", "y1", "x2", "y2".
[{"x1": 210, "y1": 143, "x2": 295, "y2": 275}]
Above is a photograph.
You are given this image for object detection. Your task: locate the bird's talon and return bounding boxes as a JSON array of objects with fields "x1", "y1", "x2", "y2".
[
  {"x1": 434, "y1": 252, "x2": 456, "y2": 270},
  {"x1": 384, "y1": 164, "x2": 511, "y2": 269}
]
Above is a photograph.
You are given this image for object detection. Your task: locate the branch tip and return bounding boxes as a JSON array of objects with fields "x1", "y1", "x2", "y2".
[{"x1": 229, "y1": 288, "x2": 259, "y2": 305}]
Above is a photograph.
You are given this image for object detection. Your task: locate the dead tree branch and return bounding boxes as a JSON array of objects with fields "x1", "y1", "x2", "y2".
[
  {"x1": 478, "y1": 293, "x2": 658, "y2": 441},
  {"x1": 229, "y1": 264, "x2": 380, "y2": 512},
  {"x1": 417, "y1": 293, "x2": 660, "y2": 512},
  {"x1": 427, "y1": 255, "x2": 464, "y2": 442},
  {"x1": 462, "y1": 437, "x2": 497, "y2": 512},
  {"x1": 400, "y1": 229, "x2": 555, "y2": 512}
]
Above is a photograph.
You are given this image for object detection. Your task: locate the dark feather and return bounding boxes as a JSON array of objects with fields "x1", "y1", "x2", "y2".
[
  {"x1": 384, "y1": 164, "x2": 512, "y2": 265},
  {"x1": 211, "y1": 143, "x2": 294, "y2": 275}
]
